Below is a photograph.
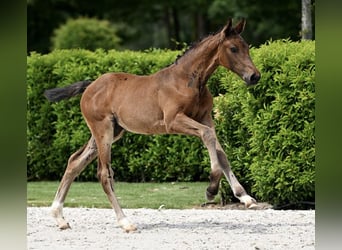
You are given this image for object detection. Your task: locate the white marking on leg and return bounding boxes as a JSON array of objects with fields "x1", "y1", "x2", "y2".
[
  {"x1": 51, "y1": 200, "x2": 70, "y2": 229},
  {"x1": 51, "y1": 201, "x2": 63, "y2": 218}
]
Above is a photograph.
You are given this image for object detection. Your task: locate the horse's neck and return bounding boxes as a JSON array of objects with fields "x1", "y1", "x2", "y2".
[{"x1": 173, "y1": 37, "x2": 220, "y2": 86}]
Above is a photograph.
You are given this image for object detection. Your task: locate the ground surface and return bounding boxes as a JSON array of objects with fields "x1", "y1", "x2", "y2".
[{"x1": 27, "y1": 206, "x2": 315, "y2": 250}]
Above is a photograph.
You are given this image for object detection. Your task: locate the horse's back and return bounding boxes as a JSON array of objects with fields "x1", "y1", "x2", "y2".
[{"x1": 80, "y1": 72, "x2": 164, "y2": 134}]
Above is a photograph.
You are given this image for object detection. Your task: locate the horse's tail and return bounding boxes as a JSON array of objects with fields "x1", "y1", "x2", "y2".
[{"x1": 44, "y1": 80, "x2": 93, "y2": 102}]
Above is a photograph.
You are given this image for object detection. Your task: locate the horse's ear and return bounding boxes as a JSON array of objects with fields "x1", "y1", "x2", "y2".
[
  {"x1": 234, "y1": 19, "x2": 246, "y2": 34},
  {"x1": 221, "y1": 18, "x2": 233, "y2": 38}
]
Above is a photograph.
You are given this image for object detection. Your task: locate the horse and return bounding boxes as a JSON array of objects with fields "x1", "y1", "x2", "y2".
[{"x1": 44, "y1": 18, "x2": 261, "y2": 232}]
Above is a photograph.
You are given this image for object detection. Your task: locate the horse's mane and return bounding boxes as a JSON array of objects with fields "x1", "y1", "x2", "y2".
[{"x1": 173, "y1": 29, "x2": 223, "y2": 65}]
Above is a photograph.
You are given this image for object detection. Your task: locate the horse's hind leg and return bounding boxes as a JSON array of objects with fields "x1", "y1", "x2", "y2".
[
  {"x1": 91, "y1": 118, "x2": 137, "y2": 232},
  {"x1": 51, "y1": 137, "x2": 97, "y2": 229}
]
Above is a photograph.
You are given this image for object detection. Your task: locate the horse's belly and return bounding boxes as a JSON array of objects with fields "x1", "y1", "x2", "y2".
[
  {"x1": 116, "y1": 104, "x2": 167, "y2": 135},
  {"x1": 119, "y1": 119, "x2": 167, "y2": 135}
]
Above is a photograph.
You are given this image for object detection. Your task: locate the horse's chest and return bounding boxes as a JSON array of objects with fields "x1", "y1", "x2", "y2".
[{"x1": 182, "y1": 92, "x2": 209, "y2": 120}]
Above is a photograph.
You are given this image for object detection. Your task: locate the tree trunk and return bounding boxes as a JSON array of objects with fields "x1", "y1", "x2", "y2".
[
  {"x1": 171, "y1": 7, "x2": 181, "y2": 49},
  {"x1": 195, "y1": 12, "x2": 206, "y2": 39},
  {"x1": 164, "y1": 7, "x2": 172, "y2": 48},
  {"x1": 301, "y1": 0, "x2": 312, "y2": 40},
  {"x1": 164, "y1": 6, "x2": 181, "y2": 49}
]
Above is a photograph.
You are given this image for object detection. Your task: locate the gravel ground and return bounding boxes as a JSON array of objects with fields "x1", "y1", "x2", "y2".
[{"x1": 27, "y1": 207, "x2": 315, "y2": 250}]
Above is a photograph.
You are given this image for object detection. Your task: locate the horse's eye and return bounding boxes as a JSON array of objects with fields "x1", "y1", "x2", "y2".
[{"x1": 230, "y1": 47, "x2": 238, "y2": 53}]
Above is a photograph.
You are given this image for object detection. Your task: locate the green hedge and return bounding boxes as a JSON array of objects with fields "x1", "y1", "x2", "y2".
[{"x1": 27, "y1": 40, "x2": 315, "y2": 206}]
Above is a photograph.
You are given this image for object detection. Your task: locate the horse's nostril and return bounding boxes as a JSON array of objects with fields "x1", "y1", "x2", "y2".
[{"x1": 250, "y1": 73, "x2": 260, "y2": 84}]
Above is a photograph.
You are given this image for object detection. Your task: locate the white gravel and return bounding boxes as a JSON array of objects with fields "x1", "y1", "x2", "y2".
[{"x1": 27, "y1": 207, "x2": 315, "y2": 250}]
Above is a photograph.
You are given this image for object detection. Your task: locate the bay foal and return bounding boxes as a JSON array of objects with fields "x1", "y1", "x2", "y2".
[{"x1": 44, "y1": 19, "x2": 260, "y2": 232}]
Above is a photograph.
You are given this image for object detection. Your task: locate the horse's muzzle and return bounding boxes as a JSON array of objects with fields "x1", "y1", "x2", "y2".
[{"x1": 246, "y1": 72, "x2": 261, "y2": 86}]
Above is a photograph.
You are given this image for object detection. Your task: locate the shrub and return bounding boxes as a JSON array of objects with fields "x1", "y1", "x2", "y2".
[
  {"x1": 216, "y1": 40, "x2": 315, "y2": 207},
  {"x1": 51, "y1": 17, "x2": 121, "y2": 51}
]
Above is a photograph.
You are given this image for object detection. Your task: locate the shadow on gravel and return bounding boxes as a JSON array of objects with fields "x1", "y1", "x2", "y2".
[{"x1": 137, "y1": 220, "x2": 314, "y2": 234}]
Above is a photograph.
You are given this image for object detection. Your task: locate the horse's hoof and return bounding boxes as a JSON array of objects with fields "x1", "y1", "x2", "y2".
[
  {"x1": 119, "y1": 218, "x2": 137, "y2": 233},
  {"x1": 205, "y1": 190, "x2": 216, "y2": 201},
  {"x1": 240, "y1": 195, "x2": 258, "y2": 209},
  {"x1": 247, "y1": 202, "x2": 259, "y2": 209},
  {"x1": 123, "y1": 224, "x2": 137, "y2": 233},
  {"x1": 58, "y1": 222, "x2": 71, "y2": 230}
]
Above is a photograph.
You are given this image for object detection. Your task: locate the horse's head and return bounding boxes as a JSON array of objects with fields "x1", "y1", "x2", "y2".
[{"x1": 217, "y1": 18, "x2": 261, "y2": 86}]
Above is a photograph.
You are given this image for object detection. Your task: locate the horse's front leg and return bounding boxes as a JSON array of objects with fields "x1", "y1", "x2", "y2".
[
  {"x1": 168, "y1": 113, "x2": 256, "y2": 207},
  {"x1": 205, "y1": 151, "x2": 223, "y2": 201},
  {"x1": 199, "y1": 117, "x2": 257, "y2": 208},
  {"x1": 213, "y1": 140, "x2": 257, "y2": 208}
]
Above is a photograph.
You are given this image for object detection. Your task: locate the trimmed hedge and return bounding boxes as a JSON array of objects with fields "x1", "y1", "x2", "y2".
[{"x1": 27, "y1": 40, "x2": 315, "y2": 206}]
